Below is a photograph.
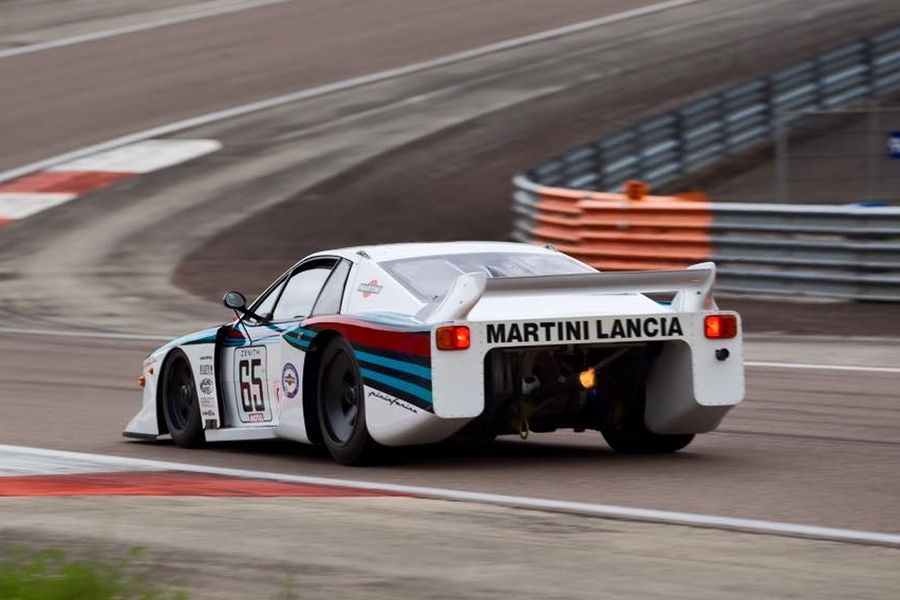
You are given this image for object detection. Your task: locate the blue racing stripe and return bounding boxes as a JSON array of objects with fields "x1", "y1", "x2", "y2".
[
  {"x1": 361, "y1": 368, "x2": 433, "y2": 404},
  {"x1": 355, "y1": 350, "x2": 431, "y2": 380},
  {"x1": 283, "y1": 334, "x2": 311, "y2": 350}
]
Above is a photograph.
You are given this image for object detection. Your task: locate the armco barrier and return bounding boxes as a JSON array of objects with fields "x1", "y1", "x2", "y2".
[
  {"x1": 512, "y1": 27, "x2": 900, "y2": 301},
  {"x1": 522, "y1": 27, "x2": 900, "y2": 192},
  {"x1": 512, "y1": 175, "x2": 900, "y2": 301}
]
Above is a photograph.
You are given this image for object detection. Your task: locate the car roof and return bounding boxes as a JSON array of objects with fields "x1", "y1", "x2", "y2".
[{"x1": 308, "y1": 241, "x2": 558, "y2": 262}]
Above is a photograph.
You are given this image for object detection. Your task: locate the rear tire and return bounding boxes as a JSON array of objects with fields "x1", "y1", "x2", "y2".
[
  {"x1": 161, "y1": 350, "x2": 205, "y2": 448},
  {"x1": 599, "y1": 357, "x2": 694, "y2": 454},
  {"x1": 601, "y1": 424, "x2": 694, "y2": 454},
  {"x1": 317, "y1": 337, "x2": 378, "y2": 465}
]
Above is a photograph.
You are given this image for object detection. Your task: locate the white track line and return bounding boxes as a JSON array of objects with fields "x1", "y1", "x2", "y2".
[
  {"x1": 746, "y1": 361, "x2": 900, "y2": 374},
  {"x1": 0, "y1": 327, "x2": 171, "y2": 342},
  {"x1": 0, "y1": 0, "x2": 298, "y2": 60},
  {"x1": 0, "y1": 0, "x2": 702, "y2": 185},
  {"x1": 2, "y1": 444, "x2": 897, "y2": 547}
]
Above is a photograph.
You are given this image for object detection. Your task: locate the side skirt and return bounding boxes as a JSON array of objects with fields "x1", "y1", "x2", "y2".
[{"x1": 204, "y1": 427, "x2": 279, "y2": 443}]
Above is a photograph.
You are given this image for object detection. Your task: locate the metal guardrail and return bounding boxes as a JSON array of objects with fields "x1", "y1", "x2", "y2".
[
  {"x1": 709, "y1": 203, "x2": 900, "y2": 301},
  {"x1": 522, "y1": 27, "x2": 900, "y2": 192},
  {"x1": 513, "y1": 27, "x2": 900, "y2": 301},
  {"x1": 513, "y1": 177, "x2": 900, "y2": 301}
]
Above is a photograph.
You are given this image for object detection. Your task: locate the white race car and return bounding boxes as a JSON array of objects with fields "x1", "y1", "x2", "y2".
[{"x1": 125, "y1": 242, "x2": 744, "y2": 465}]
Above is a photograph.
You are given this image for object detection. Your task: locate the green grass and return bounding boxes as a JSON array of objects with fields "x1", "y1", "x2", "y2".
[{"x1": 0, "y1": 547, "x2": 189, "y2": 600}]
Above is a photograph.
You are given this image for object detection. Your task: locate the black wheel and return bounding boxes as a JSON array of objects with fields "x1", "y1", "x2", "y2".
[
  {"x1": 161, "y1": 350, "x2": 205, "y2": 448},
  {"x1": 600, "y1": 364, "x2": 693, "y2": 454},
  {"x1": 601, "y1": 424, "x2": 694, "y2": 454},
  {"x1": 317, "y1": 337, "x2": 377, "y2": 465},
  {"x1": 600, "y1": 357, "x2": 694, "y2": 454}
]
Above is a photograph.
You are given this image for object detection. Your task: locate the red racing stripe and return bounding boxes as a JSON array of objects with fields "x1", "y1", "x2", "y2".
[{"x1": 304, "y1": 316, "x2": 430, "y2": 357}]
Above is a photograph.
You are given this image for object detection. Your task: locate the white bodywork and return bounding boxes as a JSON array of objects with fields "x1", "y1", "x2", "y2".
[{"x1": 125, "y1": 242, "x2": 744, "y2": 447}]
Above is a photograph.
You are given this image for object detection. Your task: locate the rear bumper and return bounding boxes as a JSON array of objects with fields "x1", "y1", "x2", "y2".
[{"x1": 430, "y1": 312, "x2": 744, "y2": 434}]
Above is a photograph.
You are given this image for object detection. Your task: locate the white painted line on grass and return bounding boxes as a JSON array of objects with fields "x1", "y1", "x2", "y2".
[
  {"x1": 0, "y1": 0, "x2": 299, "y2": 60},
  {"x1": 2, "y1": 444, "x2": 897, "y2": 547},
  {"x1": 746, "y1": 361, "x2": 900, "y2": 375},
  {"x1": 0, "y1": 0, "x2": 702, "y2": 185}
]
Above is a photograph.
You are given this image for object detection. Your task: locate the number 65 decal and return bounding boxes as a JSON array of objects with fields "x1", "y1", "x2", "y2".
[
  {"x1": 234, "y1": 347, "x2": 271, "y2": 422},
  {"x1": 239, "y1": 358, "x2": 265, "y2": 412}
]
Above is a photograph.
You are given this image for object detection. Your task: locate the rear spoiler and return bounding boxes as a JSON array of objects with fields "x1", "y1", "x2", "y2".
[{"x1": 419, "y1": 262, "x2": 717, "y2": 323}]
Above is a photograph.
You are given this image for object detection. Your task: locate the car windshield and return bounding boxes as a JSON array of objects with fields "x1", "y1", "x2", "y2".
[{"x1": 380, "y1": 252, "x2": 594, "y2": 301}]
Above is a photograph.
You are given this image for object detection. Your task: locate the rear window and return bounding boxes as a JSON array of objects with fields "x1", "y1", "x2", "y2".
[{"x1": 381, "y1": 252, "x2": 594, "y2": 301}]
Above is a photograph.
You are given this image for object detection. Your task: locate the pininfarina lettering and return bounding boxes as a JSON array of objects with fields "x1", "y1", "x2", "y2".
[
  {"x1": 487, "y1": 317, "x2": 684, "y2": 344},
  {"x1": 368, "y1": 389, "x2": 419, "y2": 414}
]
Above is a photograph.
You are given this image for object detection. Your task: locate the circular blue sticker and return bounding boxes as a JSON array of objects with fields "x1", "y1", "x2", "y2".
[{"x1": 281, "y1": 363, "x2": 299, "y2": 399}]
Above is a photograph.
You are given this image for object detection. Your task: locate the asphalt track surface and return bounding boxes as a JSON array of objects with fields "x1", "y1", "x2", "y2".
[
  {"x1": 1, "y1": 331, "x2": 897, "y2": 536},
  {"x1": 0, "y1": 0, "x2": 668, "y2": 172},
  {"x1": 0, "y1": 0, "x2": 899, "y2": 578}
]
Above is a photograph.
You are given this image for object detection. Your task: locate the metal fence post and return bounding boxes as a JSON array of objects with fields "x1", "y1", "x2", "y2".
[
  {"x1": 868, "y1": 102, "x2": 884, "y2": 200},
  {"x1": 774, "y1": 109, "x2": 790, "y2": 204}
]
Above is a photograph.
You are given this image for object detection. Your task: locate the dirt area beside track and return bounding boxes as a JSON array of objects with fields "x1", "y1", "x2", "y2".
[{"x1": 4, "y1": 496, "x2": 898, "y2": 600}]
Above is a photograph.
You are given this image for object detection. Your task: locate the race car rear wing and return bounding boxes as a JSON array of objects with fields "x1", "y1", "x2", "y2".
[{"x1": 420, "y1": 262, "x2": 717, "y2": 323}]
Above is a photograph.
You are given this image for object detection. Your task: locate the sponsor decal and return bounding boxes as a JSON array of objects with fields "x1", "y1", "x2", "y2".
[
  {"x1": 486, "y1": 317, "x2": 684, "y2": 345},
  {"x1": 281, "y1": 363, "x2": 299, "y2": 399},
  {"x1": 198, "y1": 395, "x2": 217, "y2": 414},
  {"x1": 368, "y1": 389, "x2": 418, "y2": 414},
  {"x1": 195, "y1": 353, "x2": 219, "y2": 425},
  {"x1": 358, "y1": 279, "x2": 383, "y2": 298}
]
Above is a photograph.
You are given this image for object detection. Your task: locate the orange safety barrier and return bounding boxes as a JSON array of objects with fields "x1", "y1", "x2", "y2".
[{"x1": 522, "y1": 182, "x2": 713, "y2": 271}]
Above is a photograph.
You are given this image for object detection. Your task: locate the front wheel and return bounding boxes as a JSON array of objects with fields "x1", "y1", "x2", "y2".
[
  {"x1": 317, "y1": 337, "x2": 378, "y2": 465},
  {"x1": 161, "y1": 350, "x2": 205, "y2": 448}
]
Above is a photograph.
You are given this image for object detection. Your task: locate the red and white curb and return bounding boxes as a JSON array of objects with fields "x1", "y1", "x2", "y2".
[
  {"x1": 1, "y1": 445, "x2": 898, "y2": 547},
  {"x1": 0, "y1": 444, "x2": 389, "y2": 498},
  {"x1": 0, "y1": 139, "x2": 220, "y2": 225}
]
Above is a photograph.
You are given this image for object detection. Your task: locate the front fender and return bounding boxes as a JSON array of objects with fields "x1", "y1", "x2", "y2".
[{"x1": 123, "y1": 325, "x2": 225, "y2": 439}]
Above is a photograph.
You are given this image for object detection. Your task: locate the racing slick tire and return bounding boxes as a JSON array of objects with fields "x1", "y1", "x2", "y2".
[
  {"x1": 161, "y1": 349, "x2": 205, "y2": 448},
  {"x1": 601, "y1": 424, "x2": 694, "y2": 454},
  {"x1": 600, "y1": 391, "x2": 694, "y2": 454},
  {"x1": 317, "y1": 337, "x2": 378, "y2": 465}
]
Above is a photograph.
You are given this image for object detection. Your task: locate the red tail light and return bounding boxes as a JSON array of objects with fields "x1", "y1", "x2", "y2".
[
  {"x1": 705, "y1": 314, "x2": 738, "y2": 339},
  {"x1": 436, "y1": 325, "x2": 470, "y2": 350}
]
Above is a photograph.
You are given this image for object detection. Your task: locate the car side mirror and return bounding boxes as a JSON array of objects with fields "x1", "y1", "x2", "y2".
[{"x1": 223, "y1": 290, "x2": 247, "y2": 310}]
